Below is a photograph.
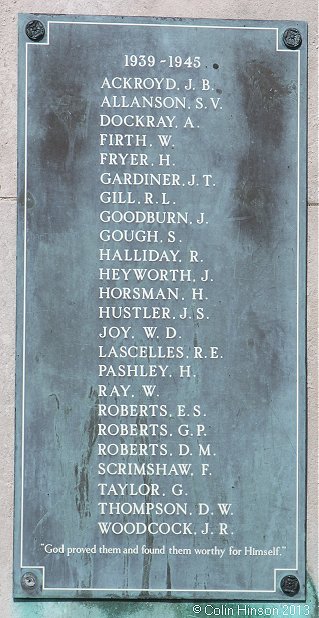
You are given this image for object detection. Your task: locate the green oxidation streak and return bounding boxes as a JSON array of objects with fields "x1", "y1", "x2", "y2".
[{"x1": 13, "y1": 576, "x2": 318, "y2": 618}]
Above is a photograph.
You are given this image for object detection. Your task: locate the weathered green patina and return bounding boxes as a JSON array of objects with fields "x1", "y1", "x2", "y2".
[{"x1": 15, "y1": 14, "x2": 307, "y2": 602}]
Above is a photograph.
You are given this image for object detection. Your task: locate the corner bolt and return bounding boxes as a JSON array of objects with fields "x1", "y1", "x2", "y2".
[
  {"x1": 283, "y1": 28, "x2": 302, "y2": 49},
  {"x1": 280, "y1": 575, "x2": 300, "y2": 596},
  {"x1": 21, "y1": 572, "x2": 37, "y2": 591},
  {"x1": 25, "y1": 20, "x2": 45, "y2": 42}
]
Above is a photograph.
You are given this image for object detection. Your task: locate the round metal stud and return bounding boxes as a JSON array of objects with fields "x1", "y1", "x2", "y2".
[
  {"x1": 280, "y1": 575, "x2": 300, "y2": 596},
  {"x1": 21, "y1": 572, "x2": 37, "y2": 591},
  {"x1": 283, "y1": 28, "x2": 302, "y2": 50},
  {"x1": 25, "y1": 20, "x2": 45, "y2": 42}
]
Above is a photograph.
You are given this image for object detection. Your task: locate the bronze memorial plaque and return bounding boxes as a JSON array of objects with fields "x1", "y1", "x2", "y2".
[{"x1": 14, "y1": 15, "x2": 307, "y2": 600}]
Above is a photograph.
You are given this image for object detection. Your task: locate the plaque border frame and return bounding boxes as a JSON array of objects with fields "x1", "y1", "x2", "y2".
[{"x1": 15, "y1": 15, "x2": 307, "y2": 600}]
